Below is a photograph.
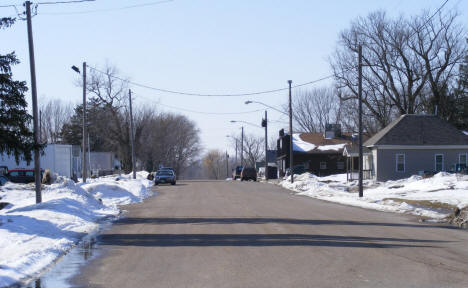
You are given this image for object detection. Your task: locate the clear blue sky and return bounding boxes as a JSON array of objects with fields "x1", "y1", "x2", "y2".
[{"x1": 1, "y1": 0, "x2": 467, "y2": 155}]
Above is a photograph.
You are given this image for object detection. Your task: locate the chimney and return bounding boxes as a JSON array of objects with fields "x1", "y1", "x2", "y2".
[{"x1": 324, "y1": 124, "x2": 342, "y2": 139}]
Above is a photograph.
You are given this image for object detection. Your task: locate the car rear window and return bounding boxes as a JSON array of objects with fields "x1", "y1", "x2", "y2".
[{"x1": 157, "y1": 171, "x2": 173, "y2": 176}]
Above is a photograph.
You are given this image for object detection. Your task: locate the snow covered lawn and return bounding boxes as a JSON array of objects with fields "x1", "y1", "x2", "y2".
[
  {"x1": 279, "y1": 172, "x2": 468, "y2": 220},
  {"x1": 0, "y1": 172, "x2": 153, "y2": 287}
]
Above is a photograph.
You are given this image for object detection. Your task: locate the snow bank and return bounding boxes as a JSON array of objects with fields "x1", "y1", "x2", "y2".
[
  {"x1": 0, "y1": 173, "x2": 153, "y2": 287},
  {"x1": 280, "y1": 172, "x2": 468, "y2": 220}
]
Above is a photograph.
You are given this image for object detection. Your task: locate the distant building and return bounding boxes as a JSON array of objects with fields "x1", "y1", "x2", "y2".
[{"x1": 276, "y1": 124, "x2": 353, "y2": 177}]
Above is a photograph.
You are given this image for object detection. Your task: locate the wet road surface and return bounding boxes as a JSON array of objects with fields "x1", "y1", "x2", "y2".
[{"x1": 71, "y1": 180, "x2": 468, "y2": 288}]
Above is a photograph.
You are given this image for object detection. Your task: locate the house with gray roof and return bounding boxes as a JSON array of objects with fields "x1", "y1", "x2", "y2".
[{"x1": 364, "y1": 114, "x2": 468, "y2": 181}]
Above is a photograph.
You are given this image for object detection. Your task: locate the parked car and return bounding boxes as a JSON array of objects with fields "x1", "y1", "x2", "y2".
[
  {"x1": 232, "y1": 166, "x2": 243, "y2": 180},
  {"x1": 6, "y1": 169, "x2": 43, "y2": 184},
  {"x1": 0, "y1": 175, "x2": 8, "y2": 186},
  {"x1": 154, "y1": 170, "x2": 176, "y2": 185},
  {"x1": 240, "y1": 167, "x2": 257, "y2": 181},
  {"x1": 159, "y1": 167, "x2": 176, "y2": 179}
]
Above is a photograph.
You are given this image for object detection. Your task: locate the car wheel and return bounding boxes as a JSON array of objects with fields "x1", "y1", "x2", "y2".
[
  {"x1": 154, "y1": 182, "x2": 159, "y2": 186},
  {"x1": 171, "y1": 182, "x2": 176, "y2": 185}
]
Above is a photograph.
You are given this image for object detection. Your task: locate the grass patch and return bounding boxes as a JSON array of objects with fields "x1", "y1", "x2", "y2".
[{"x1": 383, "y1": 198, "x2": 457, "y2": 211}]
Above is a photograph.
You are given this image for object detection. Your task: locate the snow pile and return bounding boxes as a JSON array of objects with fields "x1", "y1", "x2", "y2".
[
  {"x1": 280, "y1": 172, "x2": 468, "y2": 220},
  {"x1": 292, "y1": 134, "x2": 316, "y2": 152},
  {"x1": 0, "y1": 173, "x2": 153, "y2": 287},
  {"x1": 316, "y1": 143, "x2": 347, "y2": 151}
]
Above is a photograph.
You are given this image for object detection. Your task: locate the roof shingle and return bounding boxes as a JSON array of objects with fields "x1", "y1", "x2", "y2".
[{"x1": 364, "y1": 114, "x2": 468, "y2": 146}]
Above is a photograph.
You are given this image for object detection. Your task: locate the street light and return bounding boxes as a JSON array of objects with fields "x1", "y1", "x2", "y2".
[
  {"x1": 230, "y1": 120, "x2": 262, "y2": 128},
  {"x1": 245, "y1": 100, "x2": 287, "y2": 116},
  {"x1": 230, "y1": 122, "x2": 244, "y2": 167},
  {"x1": 71, "y1": 65, "x2": 80, "y2": 74},
  {"x1": 72, "y1": 62, "x2": 88, "y2": 182}
]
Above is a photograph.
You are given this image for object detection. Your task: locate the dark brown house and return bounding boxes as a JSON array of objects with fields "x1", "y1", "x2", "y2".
[{"x1": 277, "y1": 125, "x2": 353, "y2": 176}]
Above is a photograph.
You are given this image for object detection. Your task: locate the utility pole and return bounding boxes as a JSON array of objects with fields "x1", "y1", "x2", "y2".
[
  {"x1": 240, "y1": 126, "x2": 244, "y2": 167},
  {"x1": 288, "y1": 80, "x2": 293, "y2": 183},
  {"x1": 88, "y1": 133, "x2": 91, "y2": 176},
  {"x1": 39, "y1": 110, "x2": 42, "y2": 143},
  {"x1": 358, "y1": 44, "x2": 363, "y2": 198},
  {"x1": 226, "y1": 151, "x2": 229, "y2": 178},
  {"x1": 82, "y1": 62, "x2": 87, "y2": 182},
  {"x1": 129, "y1": 89, "x2": 136, "y2": 179},
  {"x1": 235, "y1": 139, "x2": 238, "y2": 166},
  {"x1": 263, "y1": 110, "x2": 268, "y2": 181},
  {"x1": 25, "y1": 1, "x2": 41, "y2": 203}
]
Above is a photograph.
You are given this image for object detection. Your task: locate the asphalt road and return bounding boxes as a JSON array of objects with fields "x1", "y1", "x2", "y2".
[{"x1": 72, "y1": 180, "x2": 468, "y2": 288}]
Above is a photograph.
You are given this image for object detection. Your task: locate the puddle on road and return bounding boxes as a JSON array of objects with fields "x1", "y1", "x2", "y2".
[{"x1": 18, "y1": 220, "x2": 113, "y2": 288}]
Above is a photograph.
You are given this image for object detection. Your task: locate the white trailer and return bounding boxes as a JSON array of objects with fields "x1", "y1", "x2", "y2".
[{"x1": 0, "y1": 144, "x2": 74, "y2": 178}]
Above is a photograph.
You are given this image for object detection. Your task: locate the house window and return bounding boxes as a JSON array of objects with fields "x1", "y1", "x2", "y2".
[
  {"x1": 337, "y1": 161, "x2": 344, "y2": 170},
  {"x1": 396, "y1": 154, "x2": 405, "y2": 172},
  {"x1": 459, "y1": 153, "x2": 467, "y2": 166},
  {"x1": 435, "y1": 154, "x2": 444, "y2": 172},
  {"x1": 320, "y1": 162, "x2": 327, "y2": 170}
]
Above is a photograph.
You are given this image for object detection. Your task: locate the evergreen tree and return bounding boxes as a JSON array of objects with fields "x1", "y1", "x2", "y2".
[{"x1": 0, "y1": 18, "x2": 35, "y2": 163}]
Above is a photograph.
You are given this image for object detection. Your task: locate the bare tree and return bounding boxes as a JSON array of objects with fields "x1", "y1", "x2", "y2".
[
  {"x1": 292, "y1": 87, "x2": 343, "y2": 133},
  {"x1": 330, "y1": 10, "x2": 466, "y2": 130},
  {"x1": 242, "y1": 133, "x2": 264, "y2": 167},
  {"x1": 202, "y1": 149, "x2": 225, "y2": 179},
  {"x1": 139, "y1": 111, "x2": 201, "y2": 175},
  {"x1": 39, "y1": 99, "x2": 72, "y2": 144}
]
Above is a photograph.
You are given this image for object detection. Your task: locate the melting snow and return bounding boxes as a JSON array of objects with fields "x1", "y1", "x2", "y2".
[
  {"x1": 316, "y1": 143, "x2": 347, "y2": 151},
  {"x1": 292, "y1": 134, "x2": 316, "y2": 152},
  {"x1": 280, "y1": 172, "x2": 468, "y2": 220},
  {"x1": 0, "y1": 172, "x2": 153, "y2": 287}
]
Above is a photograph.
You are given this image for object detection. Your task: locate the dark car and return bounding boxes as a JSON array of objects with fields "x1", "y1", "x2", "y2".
[
  {"x1": 154, "y1": 170, "x2": 176, "y2": 185},
  {"x1": 7, "y1": 169, "x2": 42, "y2": 184},
  {"x1": 0, "y1": 175, "x2": 8, "y2": 186},
  {"x1": 232, "y1": 166, "x2": 243, "y2": 180},
  {"x1": 240, "y1": 167, "x2": 257, "y2": 181}
]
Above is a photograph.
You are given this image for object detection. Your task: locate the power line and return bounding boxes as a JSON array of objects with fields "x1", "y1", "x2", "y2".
[
  {"x1": 37, "y1": 0, "x2": 95, "y2": 4},
  {"x1": 133, "y1": 93, "x2": 266, "y2": 115},
  {"x1": 0, "y1": 4, "x2": 17, "y2": 8},
  {"x1": 39, "y1": 0, "x2": 172, "y2": 15},
  {"x1": 88, "y1": 66, "x2": 338, "y2": 97},
  {"x1": 408, "y1": 0, "x2": 449, "y2": 38}
]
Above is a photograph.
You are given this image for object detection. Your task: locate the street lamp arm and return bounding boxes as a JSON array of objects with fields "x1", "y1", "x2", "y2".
[
  {"x1": 230, "y1": 120, "x2": 262, "y2": 129},
  {"x1": 245, "y1": 100, "x2": 287, "y2": 116}
]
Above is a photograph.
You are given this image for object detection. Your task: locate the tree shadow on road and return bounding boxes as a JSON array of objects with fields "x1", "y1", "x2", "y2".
[
  {"x1": 115, "y1": 217, "x2": 457, "y2": 230},
  {"x1": 97, "y1": 233, "x2": 445, "y2": 248}
]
